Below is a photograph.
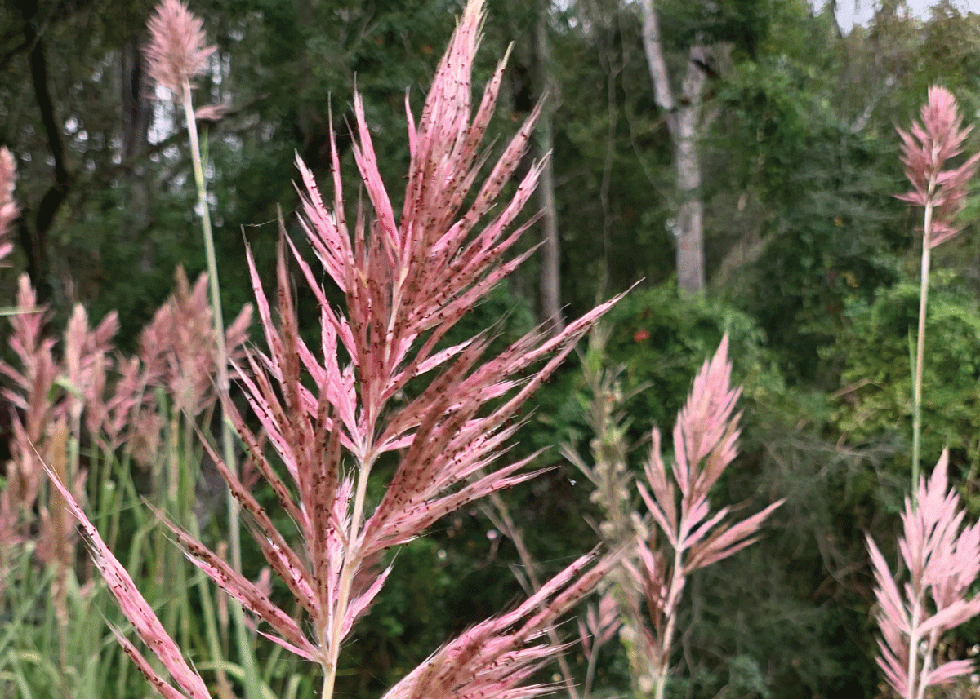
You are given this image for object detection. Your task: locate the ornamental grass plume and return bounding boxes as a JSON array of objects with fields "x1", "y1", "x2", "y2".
[
  {"x1": 2, "y1": 276, "x2": 61, "y2": 536},
  {"x1": 866, "y1": 450, "x2": 980, "y2": 699},
  {"x1": 0, "y1": 146, "x2": 16, "y2": 264},
  {"x1": 566, "y1": 335, "x2": 782, "y2": 699},
  {"x1": 627, "y1": 337, "x2": 782, "y2": 699},
  {"x1": 145, "y1": 0, "x2": 215, "y2": 95},
  {"x1": 896, "y1": 86, "x2": 980, "y2": 490},
  {"x1": 0, "y1": 276, "x2": 119, "y2": 657},
  {"x1": 1, "y1": 276, "x2": 118, "y2": 546},
  {"x1": 139, "y1": 267, "x2": 252, "y2": 420},
  {"x1": 44, "y1": 0, "x2": 620, "y2": 697}
]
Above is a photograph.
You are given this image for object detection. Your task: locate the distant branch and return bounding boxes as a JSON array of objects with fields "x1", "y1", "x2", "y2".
[{"x1": 0, "y1": 38, "x2": 29, "y2": 72}]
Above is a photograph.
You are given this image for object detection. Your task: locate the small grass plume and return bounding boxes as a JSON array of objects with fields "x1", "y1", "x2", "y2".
[
  {"x1": 565, "y1": 333, "x2": 782, "y2": 699},
  {"x1": 627, "y1": 337, "x2": 782, "y2": 699},
  {"x1": 0, "y1": 146, "x2": 16, "y2": 265},
  {"x1": 896, "y1": 86, "x2": 980, "y2": 490},
  {"x1": 866, "y1": 451, "x2": 980, "y2": 699},
  {"x1": 146, "y1": 0, "x2": 215, "y2": 96}
]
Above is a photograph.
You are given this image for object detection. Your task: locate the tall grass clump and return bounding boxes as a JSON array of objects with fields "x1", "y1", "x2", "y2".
[
  {"x1": 0, "y1": 265, "x2": 253, "y2": 697},
  {"x1": 43, "y1": 0, "x2": 625, "y2": 697}
]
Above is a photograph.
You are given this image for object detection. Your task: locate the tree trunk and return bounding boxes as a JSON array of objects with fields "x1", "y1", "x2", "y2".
[
  {"x1": 535, "y1": 0, "x2": 564, "y2": 332},
  {"x1": 640, "y1": 0, "x2": 708, "y2": 293},
  {"x1": 19, "y1": 0, "x2": 69, "y2": 300}
]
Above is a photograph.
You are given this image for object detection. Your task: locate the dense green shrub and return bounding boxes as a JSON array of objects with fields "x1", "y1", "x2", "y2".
[
  {"x1": 606, "y1": 285, "x2": 777, "y2": 424},
  {"x1": 829, "y1": 277, "x2": 980, "y2": 492}
]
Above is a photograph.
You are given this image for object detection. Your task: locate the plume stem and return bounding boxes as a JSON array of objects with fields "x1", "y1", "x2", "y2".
[
  {"x1": 912, "y1": 197, "x2": 933, "y2": 495},
  {"x1": 181, "y1": 75, "x2": 259, "y2": 699}
]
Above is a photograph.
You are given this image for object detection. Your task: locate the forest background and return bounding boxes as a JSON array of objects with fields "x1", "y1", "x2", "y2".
[{"x1": 3, "y1": 0, "x2": 980, "y2": 697}]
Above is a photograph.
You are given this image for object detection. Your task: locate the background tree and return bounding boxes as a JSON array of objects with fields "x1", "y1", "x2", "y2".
[{"x1": 639, "y1": 0, "x2": 712, "y2": 292}]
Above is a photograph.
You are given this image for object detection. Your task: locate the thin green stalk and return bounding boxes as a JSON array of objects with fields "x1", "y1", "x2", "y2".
[
  {"x1": 180, "y1": 81, "x2": 239, "y2": 569},
  {"x1": 180, "y1": 79, "x2": 260, "y2": 699},
  {"x1": 190, "y1": 521, "x2": 232, "y2": 697},
  {"x1": 912, "y1": 199, "x2": 934, "y2": 495},
  {"x1": 175, "y1": 415, "x2": 195, "y2": 651}
]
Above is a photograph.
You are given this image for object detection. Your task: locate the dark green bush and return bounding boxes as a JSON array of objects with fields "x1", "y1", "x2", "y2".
[{"x1": 828, "y1": 277, "x2": 980, "y2": 494}]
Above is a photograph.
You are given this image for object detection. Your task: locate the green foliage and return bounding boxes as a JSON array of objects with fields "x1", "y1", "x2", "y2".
[
  {"x1": 720, "y1": 59, "x2": 906, "y2": 383},
  {"x1": 657, "y1": 0, "x2": 781, "y2": 60},
  {"x1": 604, "y1": 284, "x2": 776, "y2": 431},
  {"x1": 548, "y1": 4, "x2": 676, "y2": 312},
  {"x1": 829, "y1": 278, "x2": 980, "y2": 490}
]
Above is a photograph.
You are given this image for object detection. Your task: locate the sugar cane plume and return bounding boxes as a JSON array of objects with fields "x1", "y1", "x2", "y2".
[
  {"x1": 896, "y1": 85, "x2": 980, "y2": 247},
  {"x1": 0, "y1": 146, "x2": 17, "y2": 264},
  {"x1": 1, "y1": 276, "x2": 119, "y2": 549},
  {"x1": 561, "y1": 330, "x2": 782, "y2": 698},
  {"x1": 42, "y1": 0, "x2": 620, "y2": 695},
  {"x1": 866, "y1": 451, "x2": 980, "y2": 699},
  {"x1": 145, "y1": 0, "x2": 215, "y2": 94},
  {"x1": 139, "y1": 267, "x2": 252, "y2": 419}
]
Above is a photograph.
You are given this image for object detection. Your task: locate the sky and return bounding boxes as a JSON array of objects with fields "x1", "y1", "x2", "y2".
[{"x1": 834, "y1": 0, "x2": 975, "y2": 32}]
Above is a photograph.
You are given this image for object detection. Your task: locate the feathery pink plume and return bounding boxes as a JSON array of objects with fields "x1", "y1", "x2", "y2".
[
  {"x1": 145, "y1": 0, "x2": 215, "y2": 94},
  {"x1": 638, "y1": 337, "x2": 782, "y2": 572},
  {"x1": 53, "y1": 0, "x2": 621, "y2": 693},
  {"x1": 0, "y1": 146, "x2": 16, "y2": 264},
  {"x1": 866, "y1": 450, "x2": 980, "y2": 699},
  {"x1": 217, "y1": 0, "x2": 620, "y2": 673},
  {"x1": 628, "y1": 337, "x2": 782, "y2": 699},
  {"x1": 1, "y1": 275, "x2": 57, "y2": 520},
  {"x1": 139, "y1": 267, "x2": 251, "y2": 418},
  {"x1": 896, "y1": 85, "x2": 980, "y2": 247}
]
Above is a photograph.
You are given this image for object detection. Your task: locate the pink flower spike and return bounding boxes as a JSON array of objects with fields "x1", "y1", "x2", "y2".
[
  {"x1": 896, "y1": 85, "x2": 980, "y2": 247},
  {"x1": 866, "y1": 450, "x2": 980, "y2": 699},
  {"x1": 146, "y1": 0, "x2": 216, "y2": 94},
  {"x1": 0, "y1": 146, "x2": 17, "y2": 263},
  {"x1": 630, "y1": 337, "x2": 781, "y2": 695}
]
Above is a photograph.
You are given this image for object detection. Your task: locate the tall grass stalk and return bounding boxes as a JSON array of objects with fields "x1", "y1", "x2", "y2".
[
  {"x1": 911, "y1": 202, "x2": 930, "y2": 494},
  {"x1": 145, "y1": 2, "x2": 259, "y2": 694},
  {"x1": 896, "y1": 86, "x2": 980, "y2": 492}
]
